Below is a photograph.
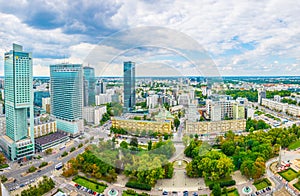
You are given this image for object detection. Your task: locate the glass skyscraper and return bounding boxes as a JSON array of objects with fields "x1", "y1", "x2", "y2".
[
  {"x1": 0, "y1": 44, "x2": 34, "y2": 161},
  {"x1": 50, "y1": 64, "x2": 84, "y2": 136},
  {"x1": 83, "y1": 66, "x2": 96, "y2": 106},
  {"x1": 123, "y1": 61, "x2": 136, "y2": 112}
]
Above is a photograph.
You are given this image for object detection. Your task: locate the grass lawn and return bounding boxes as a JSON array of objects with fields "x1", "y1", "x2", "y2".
[
  {"x1": 278, "y1": 168, "x2": 298, "y2": 182},
  {"x1": 222, "y1": 189, "x2": 239, "y2": 196},
  {"x1": 254, "y1": 181, "x2": 269, "y2": 190},
  {"x1": 294, "y1": 181, "x2": 300, "y2": 191},
  {"x1": 74, "y1": 177, "x2": 107, "y2": 193},
  {"x1": 288, "y1": 140, "x2": 300, "y2": 150}
]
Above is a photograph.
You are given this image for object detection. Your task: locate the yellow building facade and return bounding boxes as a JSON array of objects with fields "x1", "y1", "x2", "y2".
[
  {"x1": 185, "y1": 119, "x2": 246, "y2": 134},
  {"x1": 28, "y1": 120, "x2": 57, "y2": 138},
  {"x1": 111, "y1": 117, "x2": 172, "y2": 134}
]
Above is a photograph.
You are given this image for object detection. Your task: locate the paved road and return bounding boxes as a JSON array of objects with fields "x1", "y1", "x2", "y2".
[{"x1": 266, "y1": 157, "x2": 284, "y2": 192}]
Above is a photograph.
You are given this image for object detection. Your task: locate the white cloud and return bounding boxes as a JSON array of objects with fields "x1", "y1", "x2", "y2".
[{"x1": 0, "y1": 0, "x2": 299, "y2": 76}]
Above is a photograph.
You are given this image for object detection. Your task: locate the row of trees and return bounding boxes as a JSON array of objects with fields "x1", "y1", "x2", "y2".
[
  {"x1": 63, "y1": 138, "x2": 175, "y2": 187},
  {"x1": 124, "y1": 153, "x2": 174, "y2": 186},
  {"x1": 18, "y1": 176, "x2": 55, "y2": 196},
  {"x1": 185, "y1": 124, "x2": 300, "y2": 180},
  {"x1": 62, "y1": 141, "x2": 118, "y2": 182},
  {"x1": 281, "y1": 98, "x2": 299, "y2": 106},
  {"x1": 186, "y1": 150, "x2": 234, "y2": 180},
  {"x1": 224, "y1": 89, "x2": 292, "y2": 102},
  {"x1": 246, "y1": 118, "x2": 271, "y2": 132}
]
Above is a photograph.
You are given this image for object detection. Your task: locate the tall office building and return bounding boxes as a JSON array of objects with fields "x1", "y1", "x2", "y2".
[
  {"x1": 258, "y1": 88, "x2": 266, "y2": 105},
  {"x1": 0, "y1": 44, "x2": 34, "y2": 161},
  {"x1": 123, "y1": 61, "x2": 136, "y2": 112},
  {"x1": 83, "y1": 66, "x2": 96, "y2": 106},
  {"x1": 50, "y1": 64, "x2": 84, "y2": 136}
]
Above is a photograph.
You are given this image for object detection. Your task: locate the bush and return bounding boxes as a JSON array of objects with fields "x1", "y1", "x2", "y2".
[
  {"x1": 61, "y1": 151, "x2": 68, "y2": 157},
  {"x1": 0, "y1": 175, "x2": 7, "y2": 182},
  {"x1": 125, "y1": 181, "x2": 152, "y2": 191},
  {"x1": 39, "y1": 162, "x2": 48, "y2": 168},
  {"x1": 209, "y1": 180, "x2": 236, "y2": 190},
  {"x1": 253, "y1": 178, "x2": 271, "y2": 186},
  {"x1": 123, "y1": 189, "x2": 150, "y2": 196},
  {"x1": 78, "y1": 143, "x2": 83, "y2": 148},
  {"x1": 0, "y1": 164, "x2": 9, "y2": 169},
  {"x1": 28, "y1": 166, "x2": 37, "y2": 173},
  {"x1": 70, "y1": 147, "x2": 76, "y2": 152}
]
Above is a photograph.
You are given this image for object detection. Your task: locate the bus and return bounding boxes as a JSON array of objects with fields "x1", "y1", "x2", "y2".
[
  {"x1": 59, "y1": 145, "x2": 66, "y2": 151},
  {"x1": 55, "y1": 162, "x2": 63, "y2": 170}
]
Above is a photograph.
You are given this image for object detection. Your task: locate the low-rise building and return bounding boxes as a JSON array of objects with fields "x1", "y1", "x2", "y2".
[
  {"x1": 185, "y1": 119, "x2": 246, "y2": 134},
  {"x1": 30, "y1": 120, "x2": 57, "y2": 138},
  {"x1": 83, "y1": 106, "x2": 107, "y2": 125},
  {"x1": 286, "y1": 105, "x2": 300, "y2": 117},
  {"x1": 42, "y1": 97, "x2": 51, "y2": 113},
  {"x1": 95, "y1": 94, "x2": 112, "y2": 105},
  {"x1": 262, "y1": 98, "x2": 300, "y2": 117},
  {"x1": 111, "y1": 117, "x2": 172, "y2": 134},
  {"x1": 34, "y1": 131, "x2": 69, "y2": 152}
]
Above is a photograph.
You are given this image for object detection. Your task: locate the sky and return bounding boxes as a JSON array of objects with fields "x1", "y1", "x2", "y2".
[{"x1": 0, "y1": 0, "x2": 299, "y2": 77}]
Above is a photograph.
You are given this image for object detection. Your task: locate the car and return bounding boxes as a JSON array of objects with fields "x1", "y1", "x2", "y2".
[
  {"x1": 183, "y1": 191, "x2": 189, "y2": 196},
  {"x1": 192, "y1": 192, "x2": 198, "y2": 196},
  {"x1": 162, "y1": 190, "x2": 168, "y2": 195},
  {"x1": 172, "y1": 191, "x2": 178, "y2": 196},
  {"x1": 20, "y1": 184, "x2": 25, "y2": 187},
  {"x1": 37, "y1": 170, "x2": 41, "y2": 172}
]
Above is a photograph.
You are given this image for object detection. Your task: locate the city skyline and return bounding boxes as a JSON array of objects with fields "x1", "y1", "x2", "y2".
[{"x1": 0, "y1": 0, "x2": 299, "y2": 77}]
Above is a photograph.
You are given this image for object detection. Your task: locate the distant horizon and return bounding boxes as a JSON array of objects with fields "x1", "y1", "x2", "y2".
[{"x1": 1, "y1": 75, "x2": 300, "y2": 78}]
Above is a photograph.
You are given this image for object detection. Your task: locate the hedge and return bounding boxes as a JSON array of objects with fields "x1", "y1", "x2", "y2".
[
  {"x1": 125, "y1": 181, "x2": 152, "y2": 191},
  {"x1": 72, "y1": 175, "x2": 107, "y2": 187},
  {"x1": 253, "y1": 178, "x2": 271, "y2": 186},
  {"x1": 209, "y1": 180, "x2": 236, "y2": 190},
  {"x1": 123, "y1": 189, "x2": 150, "y2": 196}
]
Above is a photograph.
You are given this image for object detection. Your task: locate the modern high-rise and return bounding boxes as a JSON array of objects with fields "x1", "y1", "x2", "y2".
[
  {"x1": 123, "y1": 61, "x2": 136, "y2": 112},
  {"x1": 83, "y1": 66, "x2": 96, "y2": 106},
  {"x1": 0, "y1": 44, "x2": 35, "y2": 161},
  {"x1": 50, "y1": 64, "x2": 84, "y2": 136}
]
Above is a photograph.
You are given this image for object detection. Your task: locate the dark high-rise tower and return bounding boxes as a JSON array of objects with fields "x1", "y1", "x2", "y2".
[
  {"x1": 83, "y1": 66, "x2": 96, "y2": 106},
  {"x1": 123, "y1": 61, "x2": 136, "y2": 112}
]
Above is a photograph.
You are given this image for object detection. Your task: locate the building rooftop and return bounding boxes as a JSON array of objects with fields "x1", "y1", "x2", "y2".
[{"x1": 35, "y1": 131, "x2": 68, "y2": 146}]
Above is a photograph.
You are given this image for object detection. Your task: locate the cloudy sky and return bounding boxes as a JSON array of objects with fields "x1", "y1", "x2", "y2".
[{"x1": 0, "y1": 0, "x2": 299, "y2": 77}]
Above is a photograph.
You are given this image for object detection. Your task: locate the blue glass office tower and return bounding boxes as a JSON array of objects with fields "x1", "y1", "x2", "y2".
[
  {"x1": 50, "y1": 64, "x2": 83, "y2": 136},
  {"x1": 34, "y1": 91, "x2": 50, "y2": 107},
  {"x1": 123, "y1": 61, "x2": 136, "y2": 112},
  {"x1": 83, "y1": 66, "x2": 96, "y2": 106},
  {"x1": 0, "y1": 44, "x2": 34, "y2": 161}
]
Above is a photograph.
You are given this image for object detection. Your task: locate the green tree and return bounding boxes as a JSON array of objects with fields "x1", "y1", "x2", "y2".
[
  {"x1": 45, "y1": 148, "x2": 53, "y2": 155},
  {"x1": 212, "y1": 183, "x2": 222, "y2": 196},
  {"x1": 148, "y1": 140, "x2": 152, "y2": 151},
  {"x1": 163, "y1": 133, "x2": 169, "y2": 140},
  {"x1": 0, "y1": 153, "x2": 6, "y2": 165},
  {"x1": 28, "y1": 166, "x2": 37, "y2": 173},
  {"x1": 120, "y1": 141, "x2": 128, "y2": 149},
  {"x1": 174, "y1": 117, "x2": 180, "y2": 130},
  {"x1": 221, "y1": 141, "x2": 236, "y2": 156},
  {"x1": 130, "y1": 137, "x2": 138, "y2": 147}
]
